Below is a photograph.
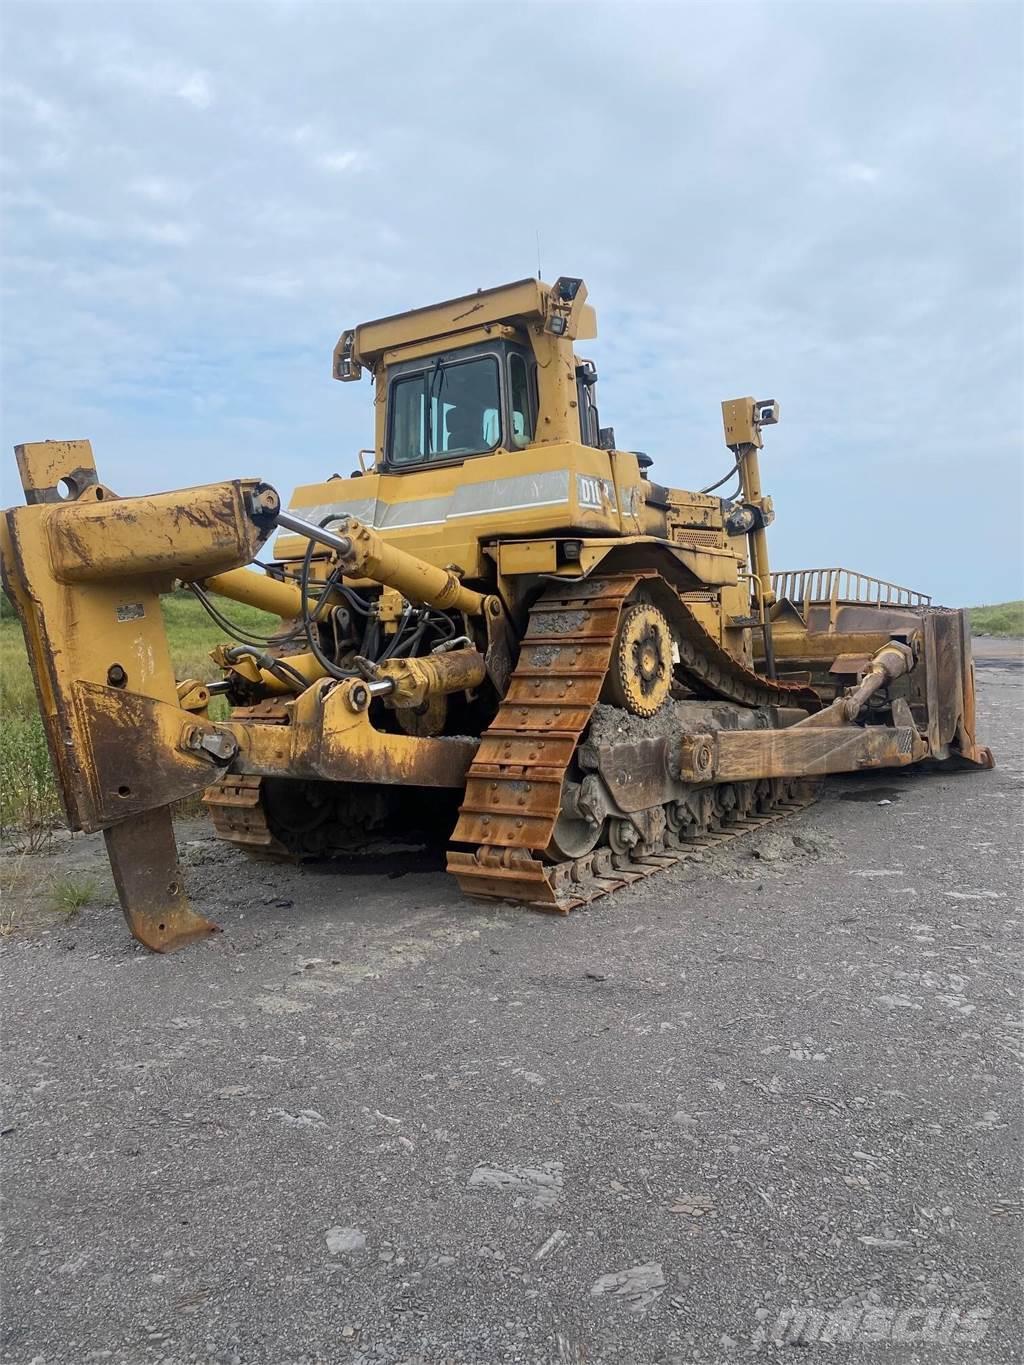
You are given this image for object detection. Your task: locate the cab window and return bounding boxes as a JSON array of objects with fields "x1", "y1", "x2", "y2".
[
  {"x1": 509, "y1": 352, "x2": 535, "y2": 447},
  {"x1": 388, "y1": 355, "x2": 501, "y2": 467}
]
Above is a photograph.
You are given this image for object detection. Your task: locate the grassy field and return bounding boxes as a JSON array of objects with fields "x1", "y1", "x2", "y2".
[
  {"x1": 969, "y1": 600, "x2": 1024, "y2": 637},
  {"x1": 0, "y1": 592, "x2": 276, "y2": 833},
  {"x1": 2, "y1": 592, "x2": 1022, "y2": 833}
]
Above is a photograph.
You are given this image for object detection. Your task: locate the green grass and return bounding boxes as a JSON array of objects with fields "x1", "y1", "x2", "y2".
[
  {"x1": 1, "y1": 590, "x2": 278, "y2": 833},
  {"x1": 969, "y1": 600, "x2": 1024, "y2": 638},
  {"x1": 49, "y1": 873, "x2": 99, "y2": 916}
]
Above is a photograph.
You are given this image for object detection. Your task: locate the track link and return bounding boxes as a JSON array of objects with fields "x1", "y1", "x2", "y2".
[
  {"x1": 448, "y1": 573, "x2": 820, "y2": 910},
  {"x1": 204, "y1": 774, "x2": 288, "y2": 855},
  {"x1": 204, "y1": 701, "x2": 292, "y2": 855},
  {"x1": 448, "y1": 574, "x2": 643, "y2": 881},
  {"x1": 450, "y1": 778, "x2": 816, "y2": 911}
]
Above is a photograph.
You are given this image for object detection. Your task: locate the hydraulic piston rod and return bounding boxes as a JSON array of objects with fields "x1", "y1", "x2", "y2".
[
  {"x1": 276, "y1": 510, "x2": 487, "y2": 616},
  {"x1": 793, "y1": 638, "x2": 916, "y2": 729}
]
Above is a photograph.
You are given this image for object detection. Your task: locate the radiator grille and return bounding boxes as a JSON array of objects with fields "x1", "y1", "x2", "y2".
[{"x1": 672, "y1": 527, "x2": 723, "y2": 549}]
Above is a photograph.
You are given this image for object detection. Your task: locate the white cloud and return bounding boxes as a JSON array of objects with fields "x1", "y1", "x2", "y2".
[
  {"x1": 129, "y1": 176, "x2": 194, "y2": 205},
  {"x1": 279, "y1": 119, "x2": 367, "y2": 174},
  {"x1": 59, "y1": 262, "x2": 179, "y2": 305},
  {"x1": 0, "y1": 80, "x2": 67, "y2": 129},
  {"x1": 96, "y1": 56, "x2": 214, "y2": 110},
  {"x1": 176, "y1": 72, "x2": 212, "y2": 110},
  {"x1": 133, "y1": 219, "x2": 195, "y2": 246},
  {"x1": 46, "y1": 205, "x2": 110, "y2": 239},
  {"x1": 37, "y1": 142, "x2": 71, "y2": 171},
  {"x1": 56, "y1": 34, "x2": 214, "y2": 111},
  {"x1": 841, "y1": 161, "x2": 881, "y2": 184},
  {"x1": 315, "y1": 149, "x2": 366, "y2": 173},
  {"x1": 233, "y1": 272, "x2": 306, "y2": 298},
  {"x1": 9, "y1": 191, "x2": 195, "y2": 247}
]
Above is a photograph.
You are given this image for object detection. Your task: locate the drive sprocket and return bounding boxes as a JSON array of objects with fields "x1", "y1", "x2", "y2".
[{"x1": 605, "y1": 603, "x2": 672, "y2": 717}]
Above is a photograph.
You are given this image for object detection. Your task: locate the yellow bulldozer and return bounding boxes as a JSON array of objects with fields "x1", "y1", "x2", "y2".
[{"x1": 1, "y1": 276, "x2": 992, "y2": 951}]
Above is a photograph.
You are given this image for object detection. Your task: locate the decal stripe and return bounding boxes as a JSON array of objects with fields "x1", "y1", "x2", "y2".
[{"x1": 290, "y1": 469, "x2": 573, "y2": 533}]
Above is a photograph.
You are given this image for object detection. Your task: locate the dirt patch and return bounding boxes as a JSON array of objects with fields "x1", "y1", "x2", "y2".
[
  {"x1": 531, "y1": 610, "x2": 588, "y2": 635},
  {"x1": 588, "y1": 699, "x2": 768, "y2": 746}
]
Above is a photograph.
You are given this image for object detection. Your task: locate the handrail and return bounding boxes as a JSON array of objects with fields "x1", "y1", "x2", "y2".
[{"x1": 770, "y1": 567, "x2": 931, "y2": 621}]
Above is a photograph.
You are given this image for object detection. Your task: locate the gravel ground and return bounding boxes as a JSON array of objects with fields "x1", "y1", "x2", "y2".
[{"x1": 1, "y1": 647, "x2": 1020, "y2": 1365}]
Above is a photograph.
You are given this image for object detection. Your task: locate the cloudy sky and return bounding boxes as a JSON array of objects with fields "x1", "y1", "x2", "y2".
[{"x1": 2, "y1": 0, "x2": 1020, "y2": 604}]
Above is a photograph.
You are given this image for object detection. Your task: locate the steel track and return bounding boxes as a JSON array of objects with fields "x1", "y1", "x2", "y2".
[
  {"x1": 204, "y1": 773, "x2": 288, "y2": 854},
  {"x1": 447, "y1": 572, "x2": 818, "y2": 909},
  {"x1": 448, "y1": 776, "x2": 816, "y2": 911}
]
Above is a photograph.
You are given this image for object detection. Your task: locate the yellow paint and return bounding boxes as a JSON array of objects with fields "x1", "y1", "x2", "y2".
[
  {"x1": 0, "y1": 442, "x2": 276, "y2": 832},
  {"x1": 498, "y1": 541, "x2": 558, "y2": 575},
  {"x1": 1, "y1": 278, "x2": 796, "y2": 850},
  {"x1": 203, "y1": 566, "x2": 314, "y2": 619}
]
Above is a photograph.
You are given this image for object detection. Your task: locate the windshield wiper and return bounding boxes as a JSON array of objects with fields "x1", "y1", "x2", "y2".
[{"x1": 426, "y1": 356, "x2": 445, "y2": 455}]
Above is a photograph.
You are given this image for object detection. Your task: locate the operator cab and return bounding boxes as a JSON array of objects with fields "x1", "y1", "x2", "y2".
[
  {"x1": 385, "y1": 340, "x2": 536, "y2": 468},
  {"x1": 334, "y1": 276, "x2": 603, "y2": 470}
]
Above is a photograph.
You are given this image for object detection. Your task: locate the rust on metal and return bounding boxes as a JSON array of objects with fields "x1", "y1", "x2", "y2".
[
  {"x1": 449, "y1": 778, "x2": 816, "y2": 913},
  {"x1": 678, "y1": 733, "x2": 716, "y2": 783},
  {"x1": 232, "y1": 678, "x2": 478, "y2": 788},
  {"x1": 75, "y1": 681, "x2": 234, "y2": 828},
  {"x1": 448, "y1": 573, "x2": 821, "y2": 909},
  {"x1": 828, "y1": 653, "x2": 871, "y2": 675},
  {"x1": 375, "y1": 648, "x2": 486, "y2": 710},
  {"x1": 587, "y1": 736, "x2": 675, "y2": 812},
  {"x1": 711, "y1": 722, "x2": 925, "y2": 780},
  {"x1": 104, "y1": 807, "x2": 218, "y2": 952},
  {"x1": 204, "y1": 774, "x2": 290, "y2": 853},
  {"x1": 13, "y1": 439, "x2": 100, "y2": 505},
  {"x1": 450, "y1": 574, "x2": 642, "y2": 878}
]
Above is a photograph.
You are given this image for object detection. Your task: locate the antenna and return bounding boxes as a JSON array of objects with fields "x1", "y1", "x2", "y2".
[{"x1": 535, "y1": 229, "x2": 542, "y2": 283}]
